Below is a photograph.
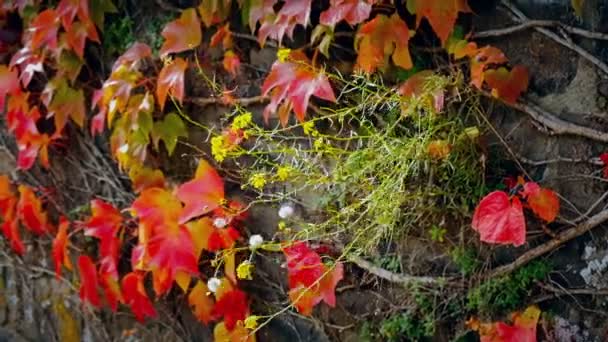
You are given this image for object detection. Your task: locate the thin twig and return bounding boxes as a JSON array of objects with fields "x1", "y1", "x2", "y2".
[
  {"x1": 187, "y1": 95, "x2": 267, "y2": 107},
  {"x1": 481, "y1": 91, "x2": 608, "y2": 143},
  {"x1": 501, "y1": 0, "x2": 608, "y2": 75},
  {"x1": 349, "y1": 255, "x2": 450, "y2": 285},
  {"x1": 473, "y1": 19, "x2": 608, "y2": 40},
  {"x1": 489, "y1": 207, "x2": 608, "y2": 278}
]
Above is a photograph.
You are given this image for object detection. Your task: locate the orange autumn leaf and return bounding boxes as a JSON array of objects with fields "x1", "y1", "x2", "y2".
[
  {"x1": 65, "y1": 19, "x2": 99, "y2": 59},
  {"x1": 176, "y1": 159, "x2": 225, "y2": 224},
  {"x1": 223, "y1": 50, "x2": 240, "y2": 78},
  {"x1": 29, "y1": 9, "x2": 60, "y2": 50},
  {"x1": 355, "y1": 13, "x2": 412, "y2": 73},
  {"x1": 17, "y1": 185, "x2": 49, "y2": 235},
  {"x1": 198, "y1": 0, "x2": 232, "y2": 27},
  {"x1": 131, "y1": 187, "x2": 182, "y2": 239},
  {"x1": 0, "y1": 176, "x2": 24, "y2": 255},
  {"x1": 52, "y1": 216, "x2": 72, "y2": 278},
  {"x1": 521, "y1": 182, "x2": 560, "y2": 223},
  {"x1": 156, "y1": 57, "x2": 188, "y2": 110},
  {"x1": 0, "y1": 64, "x2": 19, "y2": 111},
  {"x1": 427, "y1": 140, "x2": 451, "y2": 159},
  {"x1": 214, "y1": 320, "x2": 255, "y2": 342},
  {"x1": 122, "y1": 272, "x2": 157, "y2": 322},
  {"x1": 484, "y1": 66, "x2": 529, "y2": 104},
  {"x1": 469, "y1": 46, "x2": 507, "y2": 89},
  {"x1": 475, "y1": 305, "x2": 541, "y2": 342},
  {"x1": 406, "y1": 0, "x2": 470, "y2": 45},
  {"x1": 186, "y1": 217, "x2": 240, "y2": 255},
  {"x1": 159, "y1": 8, "x2": 202, "y2": 57},
  {"x1": 78, "y1": 255, "x2": 101, "y2": 308},
  {"x1": 188, "y1": 280, "x2": 215, "y2": 324},
  {"x1": 210, "y1": 23, "x2": 233, "y2": 49},
  {"x1": 128, "y1": 165, "x2": 166, "y2": 193}
]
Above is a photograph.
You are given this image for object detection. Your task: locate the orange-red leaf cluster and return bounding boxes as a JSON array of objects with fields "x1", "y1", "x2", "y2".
[
  {"x1": 283, "y1": 241, "x2": 344, "y2": 315},
  {"x1": 470, "y1": 305, "x2": 540, "y2": 342},
  {"x1": 472, "y1": 180, "x2": 559, "y2": 246},
  {"x1": 261, "y1": 50, "x2": 336, "y2": 126}
]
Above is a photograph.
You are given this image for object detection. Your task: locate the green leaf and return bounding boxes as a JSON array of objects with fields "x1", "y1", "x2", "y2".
[
  {"x1": 90, "y1": 0, "x2": 118, "y2": 31},
  {"x1": 152, "y1": 113, "x2": 187, "y2": 155},
  {"x1": 58, "y1": 50, "x2": 83, "y2": 82}
]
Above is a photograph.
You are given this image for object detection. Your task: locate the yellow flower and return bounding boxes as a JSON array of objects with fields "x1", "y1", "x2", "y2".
[
  {"x1": 211, "y1": 135, "x2": 228, "y2": 162},
  {"x1": 244, "y1": 315, "x2": 260, "y2": 330},
  {"x1": 249, "y1": 173, "x2": 266, "y2": 190},
  {"x1": 302, "y1": 120, "x2": 318, "y2": 136},
  {"x1": 232, "y1": 112, "x2": 253, "y2": 130},
  {"x1": 277, "y1": 48, "x2": 291, "y2": 62},
  {"x1": 276, "y1": 166, "x2": 292, "y2": 181},
  {"x1": 277, "y1": 221, "x2": 287, "y2": 231},
  {"x1": 237, "y1": 261, "x2": 255, "y2": 280},
  {"x1": 313, "y1": 138, "x2": 325, "y2": 150}
]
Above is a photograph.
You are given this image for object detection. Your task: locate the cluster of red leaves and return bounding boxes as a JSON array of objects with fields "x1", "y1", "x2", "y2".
[
  {"x1": 472, "y1": 179, "x2": 560, "y2": 246},
  {"x1": 0, "y1": 0, "x2": 111, "y2": 170},
  {"x1": 468, "y1": 305, "x2": 541, "y2": 342},
  {"x1": 261, "y1": 50, "x2": 336, "y2": 126},
  {"x1": 0, "y1": 160, "x2": 258, "y2": 339},
  {"x1": 0, "y1": 176, "x2": 52, "y2": 255},
  {"x1": 283, "y1": 241, "x2": 344, "y2": 315},
  {"x1": 450, "y1": 40, "x2": 529, "y2": 104}
]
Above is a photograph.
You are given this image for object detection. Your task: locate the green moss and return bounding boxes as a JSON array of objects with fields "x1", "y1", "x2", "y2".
[
  {"x1": 450, "y1": 247, "x2": 481, "y2": 276},
  {"x1": 467, "y1": 260, "x2": 551, "y2": 315}
]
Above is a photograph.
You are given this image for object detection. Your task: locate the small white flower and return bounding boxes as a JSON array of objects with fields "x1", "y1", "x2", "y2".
[
  {"x1": 213, "y1": 217, "x2": 228, "y2": 228},
  {"x1": 249, "y1": 234, "x2": 264, "y2": 248},
  {"x1": 207, "y1": 277, "x2": 221, "y2": 293},
  {"x1": 278, "y1": 203, "x2": 295, "y2": 219}
]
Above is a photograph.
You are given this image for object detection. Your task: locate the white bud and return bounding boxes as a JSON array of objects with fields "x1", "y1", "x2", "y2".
[
  {"x1": 278, "y1": 203, "x2": 295, "y2": 219},
  {"x1": 118, "y1": 144, "x2": 129, "y2": 154},
  {"x1": 249, "y1": 234, "x2": 264, "y2": 248},
  {"x1": 207, "y1": 277, "x2": 221, "y2": 293},
  {"x1": 213, "y1": 217, "x2": 228, "y2": 228}
]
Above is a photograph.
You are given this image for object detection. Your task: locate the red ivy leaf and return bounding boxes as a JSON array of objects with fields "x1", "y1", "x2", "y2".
[
  {"x1": 257, "y1": 0, "x2": 312, "y2": 46},
  {"x1": 472, "y1": 191, "x2": 526, "y2": 247},
  {"x1": 156, "y1": 57, "x2": 188, "y2": 111},
  {"x1": 78, "y1": 255, "x2": 101, "y2": 307},
  {"x1": 52, "y1": 216, "x2": 72, "y2": 278},
  {"x1": 17, "y1": 185, "x2": 49, "y2": 235},
  {"x1": 122, "y1": 272, "x2": 158, "y2": 322},
  {"x1": 188, "y1": 280, "x2": 215, "y2": 324},
  {"x1": 147, "y1": 225, "x2": 199, "y2": 296},
  {"x1": 176, "y1": 159, "x2": 225, "y2": 224},
  {"x1": 469, "y1": 46, "x2": 508, "y2": 89},
  {"x1": 320, "y1": 0, "x2": 374, "y2": 27},
  {"x1": 521, "y1": 182, "x2": 560, "y2": 223},
  {"x1": 159, "y1": 8, "x2": 202, "y2": 57},
  {"x1": 29, "y1": 9, "x2": 60, "y2": 50},
  {"x1": 283, "y1": 241, "x2": 344, "y2": 315},
  {"x1": 475, "y1": 305, "x2": 541, "y2": 342},
  {"x1": 84, "y1": 199, "x2": 123, "y2": 265},
  {"x1": 262, "y1": 50, "x2": 336, "y2": 125},
  {"x1": 99, "y1": 257, "x2": 123, "y2": 311},
  {"x1": 600, "y1": 152, "x2": 608, "y2": 178},
  {"x1": 212, "y1": 288, "x2": 249, "y2": 330}
]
